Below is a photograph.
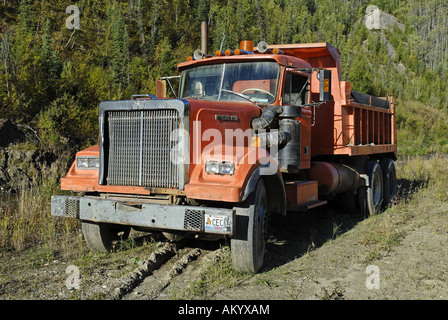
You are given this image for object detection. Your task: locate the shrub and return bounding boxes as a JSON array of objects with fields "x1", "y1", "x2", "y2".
[{"x1": 36, "y1": 94, "x2": 97, "y2": 151}]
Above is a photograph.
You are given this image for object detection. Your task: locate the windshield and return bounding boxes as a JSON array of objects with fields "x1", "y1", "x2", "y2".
[{"x1": 180, "y1": 61, "x2": 280, "y2": 104}]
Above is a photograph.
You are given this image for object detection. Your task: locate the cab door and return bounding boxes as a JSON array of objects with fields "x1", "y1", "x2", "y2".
[{"x1": 282, "y1": 70, "x2": 312, "y2": 169}]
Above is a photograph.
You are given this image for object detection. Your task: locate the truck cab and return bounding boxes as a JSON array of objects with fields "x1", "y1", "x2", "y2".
[{"x1": 51, "y1": 40, "x2": 397, "y2": 273}]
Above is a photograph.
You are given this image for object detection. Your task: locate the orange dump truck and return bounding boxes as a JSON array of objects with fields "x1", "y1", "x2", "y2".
[{"x1": 51, "y1": 40, "x2": 397, "y2": 273}]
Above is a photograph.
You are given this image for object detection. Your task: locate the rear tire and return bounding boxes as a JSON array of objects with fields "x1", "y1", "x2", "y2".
[
  {"x1": 231, "y1": 180, "x2": 268, "y2": 273},
  {"x1": 81, "y1": 221, "x2": 131, "y2": 252},
  {"x1": 380, "y1": 158, "x2": 397, "y2": 207},
  {"x1": 358, "y1": 160, "x2": 383, "y2": 216}
]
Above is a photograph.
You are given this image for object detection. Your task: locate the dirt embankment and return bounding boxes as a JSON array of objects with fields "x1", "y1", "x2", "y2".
[{"x1": 0, "y1": 119, "x2": 69, "y2": 193}]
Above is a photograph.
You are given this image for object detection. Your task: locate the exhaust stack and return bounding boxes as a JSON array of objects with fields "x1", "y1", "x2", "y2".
[{"x1": 201, "y1": 21, "x2": 208, "y2": 54}]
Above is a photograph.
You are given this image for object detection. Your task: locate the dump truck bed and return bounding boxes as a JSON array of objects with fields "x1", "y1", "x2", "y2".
[{"x1": 269, "y1": 42, "x2": 397, "y2": 159}]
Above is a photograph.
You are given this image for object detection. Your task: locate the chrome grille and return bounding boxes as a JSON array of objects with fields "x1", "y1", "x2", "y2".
[{"x1": 106, "y1": 109, "x2": 179, "y2": 188}]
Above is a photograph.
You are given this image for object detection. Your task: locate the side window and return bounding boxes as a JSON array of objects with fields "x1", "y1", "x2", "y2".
[{"x1": 283, "y1": 73, "x2": 309, "y2": 106}]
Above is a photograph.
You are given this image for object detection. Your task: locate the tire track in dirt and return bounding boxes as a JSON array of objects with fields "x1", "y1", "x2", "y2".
[
  {"x1": 128, "y1": 247, "x2": 203, "y2": 300},
  {"x1": 112, "y1": 239, "x2": 222, "y2": 300},
  {"x1": 112, "y1": 242, "x2": 178, "y2": 300}
]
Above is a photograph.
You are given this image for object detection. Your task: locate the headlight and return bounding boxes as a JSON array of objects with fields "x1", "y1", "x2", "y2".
[
  {"x1": 77, "y1": 158, "x2": 88, "y2": 168},
  {"x1": 220, "y1": 162, "x2": 235, "y2": 175},
  {"x1": 77, "y1": 157, "x2": 99, "y2": 169},
  {"x1": 88, "y1": 158, "x2": 99, "y2": 168},
  {"x1": 205, "y1": 161, "x2": 235, "y2": 175},
  {"x1": 205, "y1": 161, "x2": 220, "y2": 174}
]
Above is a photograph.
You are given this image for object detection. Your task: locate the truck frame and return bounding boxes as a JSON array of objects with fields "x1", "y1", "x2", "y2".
[{"x1": 51, "y1": 39, "x2": 397, "y2": 273}]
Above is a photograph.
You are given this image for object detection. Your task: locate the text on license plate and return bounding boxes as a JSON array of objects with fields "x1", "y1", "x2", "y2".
[{"x1": 204, "y1": 214, "x2": 227, "y2": 231}]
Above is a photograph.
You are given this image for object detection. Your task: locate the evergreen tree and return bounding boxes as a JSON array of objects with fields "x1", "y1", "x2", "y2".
[
  {"x1": 0, "y1": 30, "x2": 12, "y2": 98},
  {"x1": 348, "y1": 48, "x2": 374, "y2": 95},
  {"x1": 109, "y1": 3, "x2": 130, "y2": 89},
  {"x1": 40, "y1": 19, "x2": 62, "y2": 100}
]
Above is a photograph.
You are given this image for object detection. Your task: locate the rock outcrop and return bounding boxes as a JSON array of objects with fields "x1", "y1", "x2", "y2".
[{"x1": 0, "y1": 119, "x2": 69, "y2": 193}]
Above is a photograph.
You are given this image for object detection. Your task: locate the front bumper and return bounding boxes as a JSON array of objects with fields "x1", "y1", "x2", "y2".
[{"x1": 51, "y1": 195, "x2": 234, "y2": 236}]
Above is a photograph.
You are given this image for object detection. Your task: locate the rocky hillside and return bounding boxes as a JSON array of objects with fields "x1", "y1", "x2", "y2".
[{"x1": 0, "y1": 119, "x2": 71, "y2": 193}]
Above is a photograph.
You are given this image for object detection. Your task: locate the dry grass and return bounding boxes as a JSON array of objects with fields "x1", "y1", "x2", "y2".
[
  {"x1": 396, "y1": 100, "x2": 448, "y2": 156},
  {"x1": 0, "y1": 178, "x2": 82, "y2": 260}
]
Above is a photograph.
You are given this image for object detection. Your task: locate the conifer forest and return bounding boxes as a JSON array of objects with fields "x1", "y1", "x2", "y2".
[{"x1": 0, "y1": 0, "x2": 447, "y2": 153}]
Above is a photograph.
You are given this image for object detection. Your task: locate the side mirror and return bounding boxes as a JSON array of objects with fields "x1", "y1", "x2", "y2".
[{"x1": 317, "y1": 69, "x2": 331, "y2": 102}]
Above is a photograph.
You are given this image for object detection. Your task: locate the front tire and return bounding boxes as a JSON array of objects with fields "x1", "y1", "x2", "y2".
[
  {"x1": 81, "y1": 221, "x2": 131, "y2": 252},
  {"x1": 231, "y1": 180, "x2": 268, "y2": 273}
]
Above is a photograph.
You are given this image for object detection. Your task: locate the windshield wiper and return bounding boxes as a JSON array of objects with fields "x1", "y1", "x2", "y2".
[{"x1": 220, "y1": 89, "x2": 256, "y2": 104}]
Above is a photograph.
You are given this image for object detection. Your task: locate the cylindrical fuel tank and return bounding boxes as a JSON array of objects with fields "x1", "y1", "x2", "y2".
[
  {"x1": 308, "y1": 162, "x2": 360, "y2": 197},
  {"x1": 278, "y1": 118, "x2": 301, "y2": 173}
]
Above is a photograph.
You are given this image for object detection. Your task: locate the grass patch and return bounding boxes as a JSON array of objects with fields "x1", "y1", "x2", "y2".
[
  {"x1": 0, "y1": 177, "x2": 82, "y2": 259},
  {"x1": 396, "y1": 100, "x2": 448, "y2": 156},
  {"x1": 360, "y1": 213, "x2": 404, "y2": 261}
]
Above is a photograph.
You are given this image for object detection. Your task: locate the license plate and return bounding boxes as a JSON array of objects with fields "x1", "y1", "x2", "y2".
[{"x1": 204, "y1": 214, "x2": 227, "y2": 232}]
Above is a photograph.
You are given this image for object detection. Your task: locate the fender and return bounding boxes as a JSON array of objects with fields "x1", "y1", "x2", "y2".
[{"x1": 241, "y1": 161, "x2": 286, "y2": 216}]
